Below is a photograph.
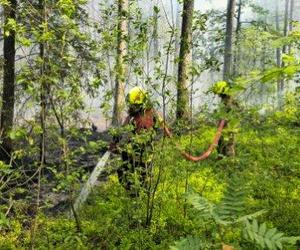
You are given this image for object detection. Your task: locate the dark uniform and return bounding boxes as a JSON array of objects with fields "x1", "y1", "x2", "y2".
[{"x1": 116, "y1": 108, "x2": 159, "y2": 192}]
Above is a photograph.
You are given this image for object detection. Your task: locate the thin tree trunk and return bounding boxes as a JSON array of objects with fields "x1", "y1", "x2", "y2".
[
  {"x1": 0, "y1": 0, "x2": 17, "y2": 163},
  {"x1": 176, "y1": 0, "x2": 194, "y2": 121},
  {"x1": 219, "y1": 0, "x2": 237, "y2": 157},
  {"x1": 260, "y1": 16, "x2": 268, "y2": 104},
  {"x1": 282, "y1": 0, "x2": 290, "y2": 56},
  {"x1": 112, "y1": 0, "x2": 128, "y2": 126},
  {"x1": 223, "y1": 0, "x2": 236, "y2": 81},
  {"x1": 173, "y1": 0, "x2": 181, "y2": 78},
  {"x1": 153, "y1": 1, "x2": 159, "y2": 58},
  {"x1": 288, "y1": 0, "x2": 294, "y2": 54},
  {"x1": 278, "y1": 0, "x2": 289, "y2": 103},
  {"x1": 233, "y1": 0, "x2": 242, "y2": 76},
  {"x1": 31, "y1": 0, "x2": 47, "y2": 245},
  {"x1": 39, "y1": 0, "x2": 46, "y2": 164},
  {"x1": 275, "y1": 0, "x2": 282, "y2": 107}
]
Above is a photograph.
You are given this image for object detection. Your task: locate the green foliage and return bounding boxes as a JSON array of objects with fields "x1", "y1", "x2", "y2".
[
  {"x1": 170, "y1": 236, "x2": 210, "y2": 250},
  {"x1": 1, "y1": 1, "x2": 300, "y2": 249},
  {"x1": 1, "y1": 106, "x2": 300, "y2": 249},
  {"x1": 215, "y1": 176, "x2": 247, "y2": 221},
  {"x1": 243, "y1": 219, "x2": 300, "y2": 249}
]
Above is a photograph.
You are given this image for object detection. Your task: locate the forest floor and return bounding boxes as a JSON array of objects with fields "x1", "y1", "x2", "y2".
[{"x1": 1, "y1": 111, "x2": 300, "y2": 249}]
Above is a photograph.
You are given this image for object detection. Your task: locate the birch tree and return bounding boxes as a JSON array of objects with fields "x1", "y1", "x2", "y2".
[
  {"x1": 176, "y1": 0, "x2": 194, "y2": 121},
  {"x1": 112, "y1": 0, "x2": 128, "y2": 126}
]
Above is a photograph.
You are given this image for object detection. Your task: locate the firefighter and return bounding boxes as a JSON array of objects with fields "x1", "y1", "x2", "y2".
[
  {"x1": 110, "y1": 87, "x2": 161, "y2": 193},
  {"x1": 211, "y1": 81, "x2": 239, "y2": 157}
]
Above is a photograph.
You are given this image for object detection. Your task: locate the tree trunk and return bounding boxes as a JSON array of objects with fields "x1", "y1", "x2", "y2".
[
  {"x1": 223, "y1": 0, "x2": 236, "y2": 81},
  {"x1": 39, "y1": 0, "x2": 46, "y2": 164},
  {"x1": 112, "y1": 0, "x2": 128, "y2": 126},
  {"x1": 173, "y1": 1, "x2": 182, "y2": 78},
  {"x1": 0, "y1": 0, "x2": 17, "y2": 163},
  {"x1": 176, "y1": 0, "x2": 194, "y2": 121},
  {"x1": 282, "y1": 0, "x2": 290, "y2": 56},
  {"x1": 275, "y1": 0, "x2": 282, "y2": 107},
  {"x1": 233, "y1": 0, "x2": 242, "y2": 77},
  {"x1": 278, "y1": 0, "x2": 289, "y2": 106},
  {"x1": 218, "y1": 0, "x2": 237, "y2": 158},
  {"x1": 288, "y1": 0, "x2": 294, "y2": 54},
  {"x1": 152, "y1": 1, "x2": 159, "y2": 58}
]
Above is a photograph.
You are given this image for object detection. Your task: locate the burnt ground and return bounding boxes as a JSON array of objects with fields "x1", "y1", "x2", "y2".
[
  {"x1": 43, "y1": 129, "x2": 114, "y2": 214},
  {"x1": 3, "y1": 129, "x2": 114, "y2": 216},
  {"x1": 4, "y1": 126, "x2": 171, "y2": 216}
]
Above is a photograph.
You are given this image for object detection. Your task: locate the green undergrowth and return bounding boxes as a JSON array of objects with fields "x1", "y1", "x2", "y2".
[{"x1": 1, "y1": 112, "x2": 300, "y2": 249}]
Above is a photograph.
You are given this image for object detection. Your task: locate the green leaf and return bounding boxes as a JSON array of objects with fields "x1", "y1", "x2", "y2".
[
  {"x1": 265, "y1": 228, "x2": 277, "y2": 239},
  {"x1": 187, "y1": 193, "x2": 214, "y2": 218},
  {"x1": 242, "y1": 220, "x2": 297, "y2": 250},
  {"x1": 282, "y1": 54, "x2": 296, "y2": 64},
  {"x1": 153, "y1": 5, "x2": 159, "y2": 14},
  {"x1": 170, "y1": 236, "x2": 208, "y2": 250},
  {"x1": 253, "y1": 219, "x2": 258, "y2": 233},
  {"x1": 259, "y1": 223, "x2": 267, "y2": 236},
  {"x1": 236, "y1": 210, "x2": 267, "y2": 223}
]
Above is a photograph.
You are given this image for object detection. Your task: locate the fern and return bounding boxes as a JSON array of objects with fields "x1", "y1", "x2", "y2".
[
  {"x1": 215, "y1": 176, "x2": 247, "y2": 222},
  {"x1": 236, "y1": 209, "x2": 267, "y2": 223},
  {"x1": 242, "y1": 219, "x2": 299, "y2": 249},
  {"x1": 186, "y1": 194, "x2": 214, "y2": 218},
  {"x1": 187, "y1": 176, "x2": 249, "y2": 225},
  {"x1": 170, "y1": 235, "x2": 211, "y2": 250},
  {"x1": 184, "y1": 179, "x2": 300, "y2": 250}
]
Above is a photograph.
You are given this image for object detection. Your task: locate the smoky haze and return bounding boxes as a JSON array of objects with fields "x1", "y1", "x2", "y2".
[{"x1": 85, "y1": 0, "x2": 300, "y2": 130}]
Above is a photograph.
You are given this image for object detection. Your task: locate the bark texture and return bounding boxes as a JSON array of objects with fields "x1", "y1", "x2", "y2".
[
  {"x1": 233, "y1": 0, "x2": 242, "y2": 76},
  {"x1": 218, "y1": 0, "x2": 237, "y2": 157},
  {"x1": 39, "y1": 0, "x2": 47, "y2": 163},
  {"x1": 288, "y1": 0, "x2": 294, "y2": 53},
  {"x1": 112, "y1": 0, "x2": 128, "y2": 126},
  {"x1": 278, "y1": 0, "x2": 290, "y2": 107},
  {"x1": 223, "y1": 0, "x2": 236, "y2": 81},
  {"x1": 176, "y1": 0, "x2": 194, "y2": 121},
  {"x1": 275, "y1": 0, "x2": 282, "y2": 106},
  {"x1": 0, "y1": 0, "x2": 17, "y2": 162}
]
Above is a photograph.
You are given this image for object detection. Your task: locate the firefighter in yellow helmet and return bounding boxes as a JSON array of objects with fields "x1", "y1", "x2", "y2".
[
  {"x1": 111, "y1": 87, "x2": 161, "y2": 194},
  {"x1": 211, "y1": 81, "x2": 239, "y2": 157}
]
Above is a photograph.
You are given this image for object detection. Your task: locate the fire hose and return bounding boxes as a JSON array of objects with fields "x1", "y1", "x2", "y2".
[{"x1": 162, "y1": 119, "x2": 226, "y2": 162}]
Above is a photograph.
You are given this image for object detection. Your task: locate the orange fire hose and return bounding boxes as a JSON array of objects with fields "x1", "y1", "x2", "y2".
[{"x1": 162, "y1": 119, "x2": 226, "y2": 162}]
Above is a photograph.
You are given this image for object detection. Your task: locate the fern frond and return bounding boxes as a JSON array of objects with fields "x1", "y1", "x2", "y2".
[
  {"x1": 187, "y1": 193, "x2": 215, "y2": 218},
  {"x1": 243, "y1": 219, "x2": 290, "y2": 250},
  {"x1": 215, "y1": 176, "x2": 247, "y2": 221},
  {"x1": 236, "y1": 210, "x2": 267, "y2": 223},
  {"x1": 170, "y1": 235, "x2": 210, "y2": 250},
  {"x1": 281, "y1": 236, "x2": 300, "y2": 245}
]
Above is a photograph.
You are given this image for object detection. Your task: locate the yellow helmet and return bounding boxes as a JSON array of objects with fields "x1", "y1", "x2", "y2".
[
  {"x1": 127, "y1": 87, "x2": 147, "y2": 105},
  {"x1": 211, "y1": 81, "x2": 230, "y2": 95}
]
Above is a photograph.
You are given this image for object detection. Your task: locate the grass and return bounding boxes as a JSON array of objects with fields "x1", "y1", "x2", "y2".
[{"x1": 1, "y1": 112, "x2": 300, "y2": 249}]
